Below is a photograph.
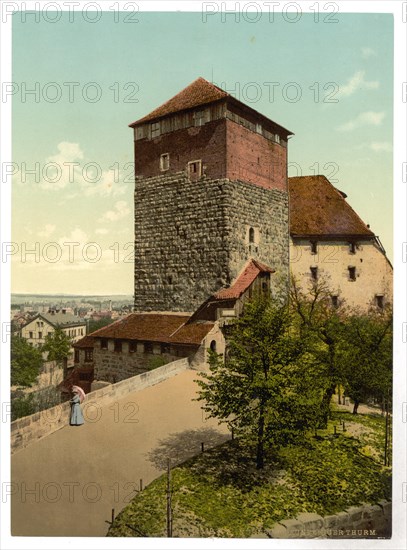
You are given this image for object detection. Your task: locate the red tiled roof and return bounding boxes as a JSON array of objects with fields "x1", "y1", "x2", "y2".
[
  {"x1": 129, "y1": 77, "x2": 228, "y2": 126},
  {"x1": 169, "y1": 321, "x2": 215, "y2": 345},
  {"x1": 73, "y1": 335, "x2": 95, "y2": 349},
  {"x1": 289, "y1": 175, "x2": 374, "y2": 238},
  {"x1": 214, "y1": 259, "x2": 275, "y2": 300},
  {"x1": 89, "y1": 313, "x2": 213, "y2": 346}
]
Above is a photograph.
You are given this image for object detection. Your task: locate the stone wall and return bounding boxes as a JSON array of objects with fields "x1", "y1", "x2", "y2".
[
  {"x1": 134, "y1": 173, "x2": 289, "y2": 312},
  {"x1": 93, "y1": 338, "x2": 183, "y2": 383},
  {"x1": 261, "y1": 501, "x2": 391, "y2": 539},
  {"x1": 10, "y1": 358, "x2": 189, "y2": 454}
]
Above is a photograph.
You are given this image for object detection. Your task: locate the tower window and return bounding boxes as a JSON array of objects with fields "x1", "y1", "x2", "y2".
[
  {"x1": 310, "y1": 267, "x2": 318, "y2": 281},
  {"x1": 249, "y1": 227, "x2": 255, "y2": 243},
  {"x1": 349, "y1": 242, "x2": 356, "y2": 254},
  {"x1": 348, "y1": 266, "x2": 356, "y2": 281},
  {"x1": 151, "y1": 122, "x2": 160, "y2": 138},
  {"x1": 331, "y1": 295, "x2": 339, "y2": 308},
  {"x1": 160, "y1": 153, "x2": 170, "y2": 171},
  {"x1": 375, "y1": 295, "x2": 384, "y2": 309},
  {"x1": 310, "y1": 241, "x2": 318, "y2": 255},
  {"x1": 187, "y1": 160, "x2": 202, "y2": 181},
  {"x1": 194, "y1": 110, "x2": 206, "y2": 127}
]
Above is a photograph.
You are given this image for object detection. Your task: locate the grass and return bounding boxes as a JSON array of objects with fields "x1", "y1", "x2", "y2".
[{"x1": 107, "y1": 408, "x2": 391, "y2": 538}]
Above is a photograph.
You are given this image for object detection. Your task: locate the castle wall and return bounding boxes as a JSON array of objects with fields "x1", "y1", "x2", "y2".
[
  {"x1": 290, "y1": 238, "x2": 393, "y2": 311},
  {"x1": 134, "y1": 173, "x2": 289, "y2": 312},
  {"x1": 226, "y1": 119, "x2": 287, "y2": 192},
  {"x1": 134, "y1": 118, "x2": 227, "y2": 179}
]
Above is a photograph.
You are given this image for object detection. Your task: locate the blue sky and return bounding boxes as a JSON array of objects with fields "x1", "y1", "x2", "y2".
[{"x1": 11, "y1": 11, "x2": 393, "y2": 294}]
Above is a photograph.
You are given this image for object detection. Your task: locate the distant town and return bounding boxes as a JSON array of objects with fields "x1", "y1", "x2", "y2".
[{"x1": 11, "y1": 293, "x2": 133, "y2": 332}]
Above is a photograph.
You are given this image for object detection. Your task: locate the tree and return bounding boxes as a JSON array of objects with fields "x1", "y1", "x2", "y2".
[
  {"x1": 196, "y1": 297, "x2": 323, "y2": 469},
  {"x1": 340, "y1": 308, "x2": 392, "y2": 414},
  {"x1": 290, "y1": 276, "x2": 347, "y2": 426},
  {"x1": 11, "y1": 335, "x2": 43, "y2": 387},
  {"x1": 41, "y1": 327, "x2": 72, "y2": 367}
]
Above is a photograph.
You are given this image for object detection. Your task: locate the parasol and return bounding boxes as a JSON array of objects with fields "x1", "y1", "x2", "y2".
[{"x1": 72, "y1": 385, "x2": 86, "y2": 403}]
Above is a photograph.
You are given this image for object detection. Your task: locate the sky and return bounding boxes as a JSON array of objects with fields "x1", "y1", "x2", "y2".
[{"x1": 10, "y1": 10, "x2": 394, "y2": 295}]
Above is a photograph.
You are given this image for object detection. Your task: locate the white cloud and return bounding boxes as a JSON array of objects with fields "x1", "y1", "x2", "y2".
[
  {"x1": 98, "y1": 201, "x2": 130, "y2": 223},
  {"x1": 336, "y1": 111, "x2": 385, "y2": 132},
  {"x1": 40, "y1": 142, "x2": 84, "y2": 191},
  {"x1": 337, "y1": 70, "x2": 379, "y2": 99},
  {"x1": 362, "y1": 47, "x2": 376, "y2": 59},
  {"x1": 95, "y1": 228, "x2": 109, "y2": 235},
  {"x1": 39, "y1": 142, "x2": 127, "y2": 197},
  {"x1": 370, "y1": 141, "x2": 392, "y2": 153},
  {"x1": 80, "y1": 168, "x2": 127, "y2": 198},
  {"x1": 38, "y1": 224, "x2": 56, "y2": 238}
]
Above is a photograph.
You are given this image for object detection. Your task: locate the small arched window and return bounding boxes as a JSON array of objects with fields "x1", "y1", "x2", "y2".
[
  {"x1": 210, "y1": 340, "x2": 217, "y2": 353},
  {"x1": 249, "y1": 227, "x2": 255, "y2": 244}
]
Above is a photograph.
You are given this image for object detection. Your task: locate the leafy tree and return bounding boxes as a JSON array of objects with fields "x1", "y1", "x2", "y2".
[
  {"x1": 88, "y1": 317, "x2": 114, "y2": 333},
  {"x1": 41, "y1": 327, "x2": 72, "y2": 367},
  {"x1": 196, "y1": 297, "x2": 323, "y2": 469},
  {"x1": 340, "y1": 309, "x2": 392, "y2": 414},
  {"x1": 290, "y1": 276, "x2": 347, "y2": 426},
  {"x1": 11, "y1": 335, "x2": 43, "y2": 387}
]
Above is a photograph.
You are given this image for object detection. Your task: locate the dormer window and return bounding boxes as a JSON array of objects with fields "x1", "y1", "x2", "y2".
[
  {"x1": 160, "y1": 153, "x2": 170, "y2": 171},
  {"x1": 151, "y1": 121, "x2": 160, "y2": 138}
]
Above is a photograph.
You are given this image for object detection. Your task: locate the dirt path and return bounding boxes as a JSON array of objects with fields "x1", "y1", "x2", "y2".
[{"x1": 11, "y1": 370, "x2": 229, "y2": 537}]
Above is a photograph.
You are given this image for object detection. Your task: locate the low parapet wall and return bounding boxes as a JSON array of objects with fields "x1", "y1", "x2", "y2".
[
  {"x1": 11, "y1": 358, "x2": 189, "y2": 454},
  {"x1": 263, "y1": 500, "x2": 391, "y2": 539}
]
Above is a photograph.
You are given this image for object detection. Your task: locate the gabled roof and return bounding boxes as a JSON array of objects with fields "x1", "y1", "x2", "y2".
[
  {"x1": 90, "y1": 313, "x2": 214, "y2": 346},
  {"x1": 129, "y1": 77, "x2": 228, "y2": 126},
  {"x1": 214, "y1": 259, "x2": 275, "y2": 301},
  {"x1": 288, "y1": 175, "x2": 375, "y2": 238},
  {"x1": 21, "y1": 312, "x2": 85, "y2": 330}
]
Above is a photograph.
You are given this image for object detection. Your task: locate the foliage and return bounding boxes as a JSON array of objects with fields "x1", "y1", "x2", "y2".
[
  {"x1": 146, "y1": 355, "x2": 169, "y2": 370},
  {"x1": 88, "y1": 317, "x2": 114, "y2": 333},
  {"x1": 108, "y1": 413, "x2": 391, "y2": 538},
  {"x1": 11, "y1": 394, "x2": 36, "y2": 421},
  {"x1": 339, "y1": 309, "x2": 392, "y2": 414},
  {"x1": 41, "y1": 327, "x2": 72, "y2": 365},
  {"x1": 11, "y1": 335, "x2": 43, "y2": 387},
  {"x1": 196, "y1": 297, "x2": 324, "y2": 469},
  {"x1": 290, "y1": 276, "x2": 348, "y2": 425},
  {"x1": 11, "y1": 386, "x2": 62, "y2": 421}
]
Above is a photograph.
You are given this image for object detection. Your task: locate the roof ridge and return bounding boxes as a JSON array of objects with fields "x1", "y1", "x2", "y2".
[{"x1": 129, "y1": 77, "x2": 229, "y2": 127}]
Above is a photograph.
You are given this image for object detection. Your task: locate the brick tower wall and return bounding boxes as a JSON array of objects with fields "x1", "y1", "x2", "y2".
[{"x1": 134, "y1": 173, "x2": 289, "y2": 312}]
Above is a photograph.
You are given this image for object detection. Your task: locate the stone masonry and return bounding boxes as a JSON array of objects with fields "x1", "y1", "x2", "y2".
[{"x1": 134, "y1": 172, "x2": 289, "y2": 312}]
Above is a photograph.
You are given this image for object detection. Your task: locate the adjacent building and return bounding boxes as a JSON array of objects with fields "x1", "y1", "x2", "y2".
[
  {"x1": 289, "y1": 175, "x2": 392, "y2": 311},
  {"x1": 20, "y1": 309, "x2": 86, "y2": 348}
]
